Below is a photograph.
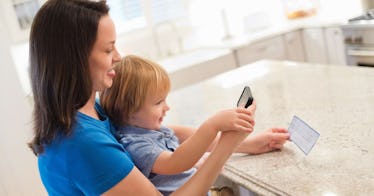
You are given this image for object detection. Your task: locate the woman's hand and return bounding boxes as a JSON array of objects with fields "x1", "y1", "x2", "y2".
[
  {"x1": 205, "y1": 101, "x2": 256, "y2": 134},
  {"x1": 236, "y1": 128, "x2": 290, "y2": 154}
]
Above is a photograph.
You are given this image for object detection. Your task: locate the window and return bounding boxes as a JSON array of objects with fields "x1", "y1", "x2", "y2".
[
  {"x1": 12, "y1": 0, "x2": 40, "y2": 30},
  {"x1": 107, "y1": 0, "x2": 186, "y2": 34},
  {"x1": 107, "y1": 0, "x2": 146, "y2": 33},
  {"x1": 151, "y1": 0, "x2": 185, "y2": 24}
]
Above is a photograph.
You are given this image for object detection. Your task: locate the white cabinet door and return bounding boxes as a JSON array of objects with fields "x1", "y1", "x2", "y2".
[
  {"x1": 283, "y1": 30, "x2": 305, "y2": 62},
  {"x1": 302, "y1": 28, "x2": 328, "y2": 64},
  {"x1": 235, "y1": 36, "x2": 286, "y2": 66},
  {"x1": 324, "y1": 27, "x2": 347, "y2": 65}
]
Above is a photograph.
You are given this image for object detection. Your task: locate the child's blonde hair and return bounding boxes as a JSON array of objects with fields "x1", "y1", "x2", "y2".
[{"x1": 100, "y1": 55, "x2": 170, "y2": 126}]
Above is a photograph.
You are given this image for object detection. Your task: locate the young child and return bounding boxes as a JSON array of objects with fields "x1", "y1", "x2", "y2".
[{"x1": 100, "y1": 55, "x2": 255, "y2": 195}]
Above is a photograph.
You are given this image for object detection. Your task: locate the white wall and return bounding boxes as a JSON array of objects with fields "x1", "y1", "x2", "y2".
[{"x1": 0, "y1": 16, "x2": 46, "y2": 195}]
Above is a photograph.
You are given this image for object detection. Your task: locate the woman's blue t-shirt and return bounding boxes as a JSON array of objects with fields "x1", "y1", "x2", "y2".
[{"x1": 38, "y1": 103, "x2": 134, "y2": 195}]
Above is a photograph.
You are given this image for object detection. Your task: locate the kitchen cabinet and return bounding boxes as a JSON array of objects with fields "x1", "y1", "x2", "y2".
[
  {"x1": 234, "y1": 27, "x2": 345, "y2": 66},
  {"x1": 235, "y1": 36, "x2": 286, "y2": 66},
  {"x1": 324, "y1": 27, "x2": 347, "y2": 65},
  {"x1": 302, "y1": 27, "x2": 328, "y2": 64},
  {"x1": 283, "y1": 30, "x2": 305, "y2": 62},
  {"x1": 302, "y1": 27, "x2": 347, "y2": 65}
]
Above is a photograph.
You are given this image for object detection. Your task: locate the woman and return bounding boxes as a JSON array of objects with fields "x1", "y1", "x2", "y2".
[{"x1": 28, "y1": 0, "x2": 289, "y2": 195}]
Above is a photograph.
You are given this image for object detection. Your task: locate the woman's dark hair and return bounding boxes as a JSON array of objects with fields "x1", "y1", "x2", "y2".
[{"x1": 29, "y1": 0, "x2": 109, "y2": 155}]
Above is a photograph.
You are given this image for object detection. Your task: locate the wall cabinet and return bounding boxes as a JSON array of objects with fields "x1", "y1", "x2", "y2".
[
  {"x1": 235, "y1": 36, "x2": 286, "y2": 66},
  {"x1": 302, "y1": 27, "x2": 329, "y2": 64},
  {"x1": 283, "y1": 30, "x2": 305, "y2": 62},
  {"x1": 324, "y1": 27, "x2": 347, "y2": 65}
]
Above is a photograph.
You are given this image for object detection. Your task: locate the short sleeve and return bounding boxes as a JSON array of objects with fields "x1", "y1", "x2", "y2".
[
  {"x1": 67, "y1": 129, "x2": 134, "y2": 195},
  {"x1": 119, "y1": 136, "x2": 163, "y2": 177}
]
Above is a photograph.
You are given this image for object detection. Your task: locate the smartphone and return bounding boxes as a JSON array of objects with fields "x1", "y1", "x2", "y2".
[{"x1": 237, "y1": 86, "x2": 253, "y2": 108}]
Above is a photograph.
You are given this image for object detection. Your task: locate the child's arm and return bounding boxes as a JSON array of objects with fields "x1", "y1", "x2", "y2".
[
  {"x1": 170, "y1": 125, "x2": 218, "y2": 152},
  {"x1": 152, "y1": 106, "x2": 255, "y2": 175}
]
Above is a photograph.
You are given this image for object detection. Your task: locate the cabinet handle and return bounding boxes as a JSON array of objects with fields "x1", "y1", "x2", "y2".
[
  {"x1": 344, "y1": 37, "x2": 352, "y2": 44},
  {"x1": 354, "y1": 36, "x2": 363, "y2": 44}
]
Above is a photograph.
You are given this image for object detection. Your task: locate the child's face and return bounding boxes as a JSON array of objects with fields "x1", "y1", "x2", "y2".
[{"x1": 128, "y1": 91, "x2": 170, "y2": 130}]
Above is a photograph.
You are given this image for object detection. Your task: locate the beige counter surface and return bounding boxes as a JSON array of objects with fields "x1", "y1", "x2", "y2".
[{"x1": 164, "y1": 60, "x2": 374, "y2": 195}]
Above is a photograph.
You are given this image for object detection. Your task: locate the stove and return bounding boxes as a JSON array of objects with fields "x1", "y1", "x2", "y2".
[
  {"x1": 341, "y1": 10, "x2": 374, "y2": 67},
  {"x1": 348, "y1": 9, "x2": 374, "y2": 22}
]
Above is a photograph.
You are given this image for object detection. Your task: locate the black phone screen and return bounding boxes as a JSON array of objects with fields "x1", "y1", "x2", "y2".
[{"x1": 237, "y1": 86, "x2": 253, "y2": 108}]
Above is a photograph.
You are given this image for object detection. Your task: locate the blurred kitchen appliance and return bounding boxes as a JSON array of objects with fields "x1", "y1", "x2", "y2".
[{"x1": 342, "y1": 10, "x2": 374, "y2": 67}]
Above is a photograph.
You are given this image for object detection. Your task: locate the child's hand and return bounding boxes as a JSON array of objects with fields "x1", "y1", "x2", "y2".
[{"x1": 206, "y1": 101, "x2": 256, "y2": 133}]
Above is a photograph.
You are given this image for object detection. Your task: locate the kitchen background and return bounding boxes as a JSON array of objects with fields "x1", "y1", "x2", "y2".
[{"x1": 0, "y1": 0, "x2": 372, "y2": 195}]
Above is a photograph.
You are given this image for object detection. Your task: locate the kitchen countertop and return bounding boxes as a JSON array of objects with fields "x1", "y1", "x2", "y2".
[{"x1": 164, "y1": 60, "x2": 374, "y2": 195}]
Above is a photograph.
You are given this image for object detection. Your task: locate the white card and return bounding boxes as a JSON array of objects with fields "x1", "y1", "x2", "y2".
[{"x1": 288, "y1": 116, "x2": 320, "y2": 155}]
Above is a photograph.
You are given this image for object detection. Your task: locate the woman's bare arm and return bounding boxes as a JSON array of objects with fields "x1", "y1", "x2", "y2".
[
  {"x1": 235, "y1": 128, "x2": 290, "y2": 154},
  {"x1": 171, "y1": 126, "x2": 290, "y2": 154}
]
